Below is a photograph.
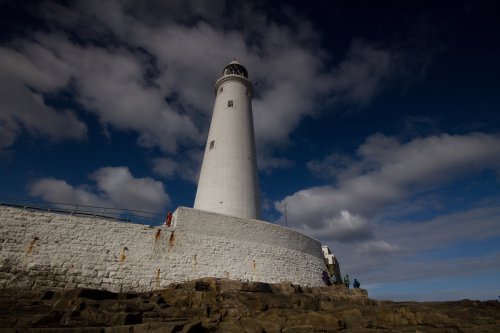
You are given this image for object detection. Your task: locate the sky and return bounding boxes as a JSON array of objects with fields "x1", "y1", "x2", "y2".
[{"x1": 1, "y1": 0, "x2": 499, "y2": 301}]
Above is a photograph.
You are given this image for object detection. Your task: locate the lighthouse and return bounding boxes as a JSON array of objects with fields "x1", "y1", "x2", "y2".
[{"x1": 194, "y1": 61, "x2": 261, "y2": 219}]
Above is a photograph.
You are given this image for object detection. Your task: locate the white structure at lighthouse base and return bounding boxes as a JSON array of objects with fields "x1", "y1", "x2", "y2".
[{"x1": 0, "y1": 205, "x2": 328, "y2": 292}]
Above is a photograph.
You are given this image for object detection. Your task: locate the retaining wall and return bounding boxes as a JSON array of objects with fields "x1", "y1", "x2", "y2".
[{"x1": 0, "y1": 205, "x2": 325, "y2": 292}]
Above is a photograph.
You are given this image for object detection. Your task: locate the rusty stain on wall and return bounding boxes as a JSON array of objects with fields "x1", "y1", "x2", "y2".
[
  {"x1": 168, "y1": 231, "x2": 175, "y2": 249},
  {"x1": 154, "y1": 229, "x2": 161, "y2": 242},
  {"x1": 25, "y1": 236, "x2": 39, "y2": 255},
  {"x1": 119, "y1": 246, "x2": 129, "y2": 262}
]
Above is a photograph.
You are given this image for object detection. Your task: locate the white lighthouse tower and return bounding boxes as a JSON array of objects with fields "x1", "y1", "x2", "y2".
[{"x1": 194, "y1": 61, "x2": 261, "y2": 219}]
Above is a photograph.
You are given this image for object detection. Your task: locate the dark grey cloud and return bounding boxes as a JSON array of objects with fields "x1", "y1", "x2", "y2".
[
  {"x1": 0, "y1": 44, "x2": 87, "y2": 149},
  {"x1": 274, "y1": 131, "x2": 500, "y2": 297},
  {"x1": 328, "y1": 39, "x2": 396, "y2": 106},
  {"x1": 319, "y1": 201, "x2": 500, "y2": 301},
  {"x1": 152, "y1": 149, "x2": 204, "y2": 183},
  {"x1": 277, "y1": 132, "x2": 500, "y2": 242},
  {"x1": 1, "y1": 0, "x2": 405, "y2": 174}
]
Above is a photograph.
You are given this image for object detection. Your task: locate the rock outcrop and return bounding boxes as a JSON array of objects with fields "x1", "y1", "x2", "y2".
[{"x1": 1, "y1": 278, "x2": 498, "y2": 332}]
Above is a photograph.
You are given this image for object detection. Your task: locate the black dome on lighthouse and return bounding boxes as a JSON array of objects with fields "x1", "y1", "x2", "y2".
[{"x1": 223, "y1": 61, "x2": 248, "y2": 78}]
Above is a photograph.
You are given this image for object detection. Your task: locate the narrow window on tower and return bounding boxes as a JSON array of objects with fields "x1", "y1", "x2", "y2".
[
  {"x1": 219, "y1": 87, "x2": 223, "y2": 94},
  {"x1": 209, "y1": 140, "x2": 215, "y2": 150},
  {"x1": 227, "y1": 100, "x2": 233, "y2": 107}
]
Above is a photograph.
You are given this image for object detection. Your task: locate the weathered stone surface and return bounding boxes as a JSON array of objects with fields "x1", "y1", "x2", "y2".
[
  {"x1": 0, "y1": 205, "x2": 326, "y2": 292},
  {"x1": 0, "y1": 278, "x2": 499, "y2": 332}
]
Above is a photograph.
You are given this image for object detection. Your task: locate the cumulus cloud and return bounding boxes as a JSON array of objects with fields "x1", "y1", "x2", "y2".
[
  {"x1": 279, "y1": 132, "x2": 500, "y2": 290},
  {"x1": 30, "y1": 178, "x2": 104, "y2": 207},
  {"x1": 30, "y1": 166, "x2": 170, "y2": 213},
  {"x1": 377, "y1": 203, "x2": 500, "y2": 255},
  {"x1": 321, "y1": 202, "x2": 500, "y2": 293},
  {"x1": 329, "y1": 39, "x2": 396, "y2": 106},
  {"x1": 152, "y1": 149, "x2": 204, "y2": 183},
  {"x1": 34, "y1": 34, "x2": 201, "y2": 153},
  {"x1": 0, "y1": 45, "x2": 87, "y2": 150},
  {"x1": 325, "y1": 211, "x2": 373, "y2": 241},
  {"x1": 278, "y1": 207, "x2": 373, "y2": 242},
  {"x1": 278, "y1": 132, "x2": 500, "y2": 241},
  {"x1": 1, "y1": 0, "x2": 404, "y2": 172},
  {"x1": 357, "y1": 240, "x2": 400, "y2": 255}
]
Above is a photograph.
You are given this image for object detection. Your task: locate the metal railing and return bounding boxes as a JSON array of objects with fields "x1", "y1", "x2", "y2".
[{"x1": 0, "y1": 196, "x2": 165, "y2": 226}]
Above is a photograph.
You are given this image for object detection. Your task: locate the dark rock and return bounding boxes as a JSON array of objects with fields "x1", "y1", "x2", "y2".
[
  {"x1": 194, "y1": 280, "x2": 212, "y2": 292},
  {"x1": 40, "y1": 291, "x2": 55, "y2": 300},
  {"x1": 124, "y1": 312, "x2": 143, "y2": 325},
  {"x1": 282, "y1": 325, "x2": 314, "y2": 333},
  {"x1": 78, "y1": 288, "x2": 119, "y2": 300},
  {"x1": 241, "y1": 281, "x2": 273, "y2": 293},
  {"x1": 179, "y1": 320, "x2": 207, "y2": 333},
  {"x1": 0, "y1": 278, "x2": 498, "y2": 332}
]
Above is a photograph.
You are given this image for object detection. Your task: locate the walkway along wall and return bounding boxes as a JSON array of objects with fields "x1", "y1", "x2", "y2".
[{"x1": 0, "y1": 206, "x2": 325, "y2": 292}]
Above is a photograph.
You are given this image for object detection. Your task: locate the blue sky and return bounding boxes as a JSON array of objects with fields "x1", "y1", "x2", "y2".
[{"x1": 1, "y1": 0, "x2": 499, "y2": 301}]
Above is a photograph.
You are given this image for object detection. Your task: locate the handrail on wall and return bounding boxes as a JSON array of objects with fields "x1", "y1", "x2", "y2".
[{"x1": 0, "y1": 196, "x2": 165, "y2": 226}]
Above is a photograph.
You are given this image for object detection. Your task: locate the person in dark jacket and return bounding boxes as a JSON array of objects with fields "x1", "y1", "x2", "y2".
[
  {"x1": 353, "y1": 278, "x2": 360, "y2": 288},
  {"x1": 322, "y1": 269, "x2": 332, "y2": 286}
]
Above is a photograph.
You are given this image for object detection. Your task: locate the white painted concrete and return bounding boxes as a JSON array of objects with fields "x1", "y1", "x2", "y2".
[
  {"x1": 194, "y1": 61, "x2": 261, "y2": 219},
  {"x1": 0, "y1": 206, "x2": 326, "y2": 292}
]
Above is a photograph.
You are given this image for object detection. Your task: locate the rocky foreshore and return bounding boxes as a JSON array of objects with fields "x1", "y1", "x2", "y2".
[{"x1": 0, "y1": 278, "x2": 498, "y2": 332}]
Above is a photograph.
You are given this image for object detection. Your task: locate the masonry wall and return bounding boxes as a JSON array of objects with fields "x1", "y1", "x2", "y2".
[{"x1": 0, "y1": 205, "x2": 325, "y2": 292}]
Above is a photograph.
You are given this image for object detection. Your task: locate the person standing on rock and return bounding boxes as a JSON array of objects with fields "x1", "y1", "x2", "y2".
[
  {"x1": 344, "y1": 275, "x2": 350, "y2": 288},
  {"x1": 353, "y1": 278, "x2": 360, "y2": 288},
  {"x1": 322, "y1": 269, "x2": 332, "y2": 286}
]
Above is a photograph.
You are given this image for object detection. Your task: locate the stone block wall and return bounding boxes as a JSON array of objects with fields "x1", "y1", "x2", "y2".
[{"x1": 0, "y1": 205, "x2": 326, "y2": 293}]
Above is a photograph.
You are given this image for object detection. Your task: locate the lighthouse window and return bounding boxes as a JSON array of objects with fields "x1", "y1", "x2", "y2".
[
  {"x1": 227, "y1": 100, "x2": 233, "y2": 107},
  {"x1": 209, "y1": 140, "x2": 215, "y2": 150}
]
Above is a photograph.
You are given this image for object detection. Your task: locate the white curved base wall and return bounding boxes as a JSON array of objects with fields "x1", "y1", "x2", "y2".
[{"x1": 0, "y1": 206, "x2": 326, "y2": 292}]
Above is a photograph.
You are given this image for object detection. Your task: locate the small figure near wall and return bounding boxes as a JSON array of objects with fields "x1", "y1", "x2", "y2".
[
  {"x1": 322, "y1": 269, "x2": 332, "y2": 286},
  {"x1": 166, "y1": 212, "x2": 173, "y2": 227},
  {"x1": 344, "y1": 274, "x2": 350, "y2": 288}
]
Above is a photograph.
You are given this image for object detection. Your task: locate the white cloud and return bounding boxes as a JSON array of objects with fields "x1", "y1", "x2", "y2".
[
  {"x1": 322, "y1": 204, "x2": 500, "y2": 297},
  {"x1": 33, "y1": 34, "x2": 202, "y2": 153},
  {"x1": 357, "y1": 240, "x2": 400, "y2": 255},
  {"x1": 276, "y1": 133, "x2": 500, "y2": 226},
  {"x1": 30, "y1": 178, "x2": 105, "y2": 207},
  {"x1": 0, "y1": 0, "x2": 401, "y2": 171},
  {"x1": 277, "y1": 132, "x2": 500, "y2": 242},
  {"x1": 278, "y1": 208, "x2": 373, "y2": 242},
  {"x1": 325, "y1": 210, "x2": 373, "y2": 241},
  {"x1": 152, "y1": 148, "x2": 204, "y2": 183},
  {"x1": 152, "y1": 158, "x2": 178, "y2": 178},
  {"x1": 0, "y1": 45, "x2": 87, "y2": 150},
  {"x1": 329, "y1": 39, "x2": 396, "y2": 106},
  {"x1": 376, "y1": 203, "x2": 500, "y2": 255},
  {"x1": 275, "y1": 132, "x2": 500, "y2": 292},
  {"x1": 30, "y1": 166, "x2": 170, "y2": 213}
]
